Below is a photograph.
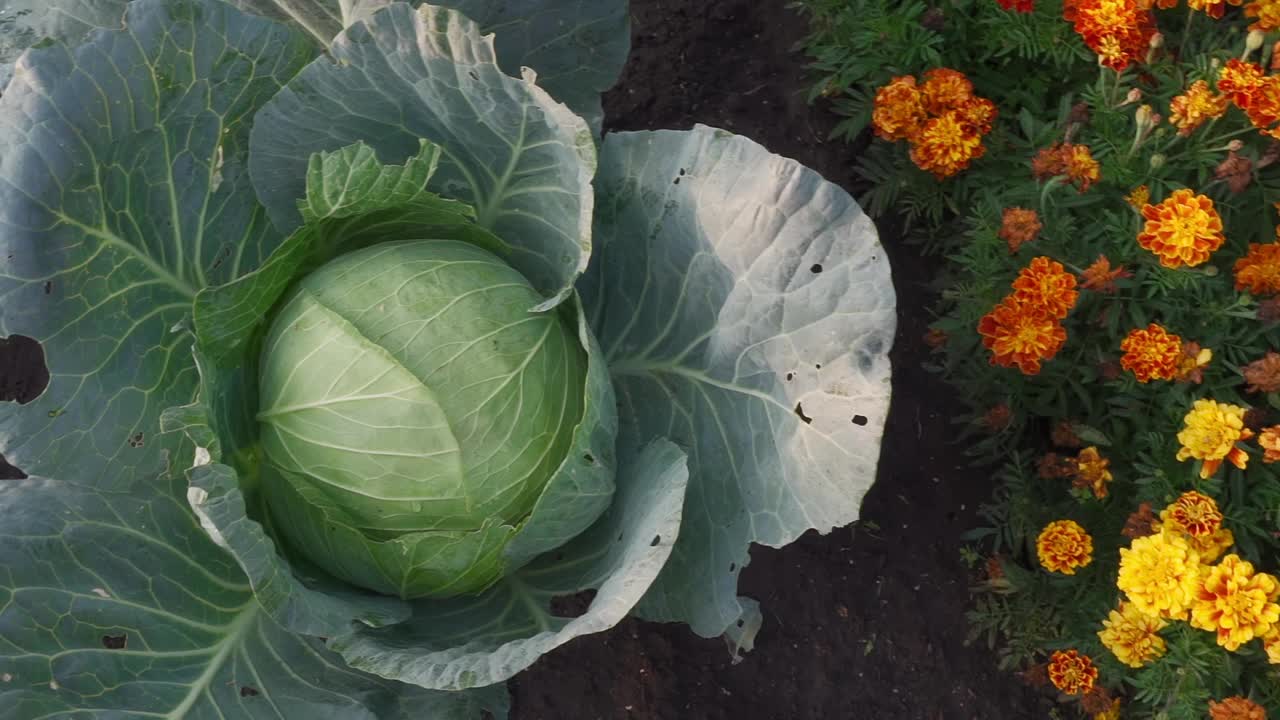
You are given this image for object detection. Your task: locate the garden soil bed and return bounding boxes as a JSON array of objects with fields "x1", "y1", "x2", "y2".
[{"x1": 509, "y1": 2, "x2": 1052, "y2": 719}]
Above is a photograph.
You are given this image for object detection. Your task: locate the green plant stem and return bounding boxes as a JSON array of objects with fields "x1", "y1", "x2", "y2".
[{"x1": 1179, "y1": 6, "x2": 1196, "y2": 59}]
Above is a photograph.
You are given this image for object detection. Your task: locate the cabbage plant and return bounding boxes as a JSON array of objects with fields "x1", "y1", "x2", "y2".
[{"x1": 0, "y1": 0, "x2": 896, "y2": 716}]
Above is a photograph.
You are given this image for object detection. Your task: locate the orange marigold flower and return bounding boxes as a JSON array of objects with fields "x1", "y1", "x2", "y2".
[
  {"x1": 1188, "y1": 0, "x2": 1243, "y2": 18},
  {"x1": 1191, "y1": 554, "x2": 1280, "y2": 651},
  {"x1": 1098, "y1": 601, "x2": 1168, "y2": 667},
  {"x1": 1120, "y1": 323, "x2": 1183, "y2": 382},
  {"x1": 1235, "y1": 242, "x2": 1280, "y2": 295},
  {"x1": 1036, "y1": 519, "x2": 1094, "y2": 574},
  {"x1": 1011, "y1": 256, "x2": 1079, "y2": 319},
  {"x1": 872, "y1": 76, "x2": 927, "y2": 142},
  {"x1": 1219, "y1": 59, "x2": 1266, "y2": 106},
  {"x1": 999, "y1": 207, "x2": 1042, "y2": 252},
  {"x1": 1032, "y1": 144, "x2": 1068, "y2": 180},
  {"x1": 1246, "y1": 0, "x2": 1280, "y2": 30},
  {"x1": 1063, "y1": 144, "x2": 1101, "y2": 191},
  {"x1": 977, "y1": 298, "x2": 1068, "y2": 375},
  {"x1": 1243, "y1": 352, "x2": 1280, "y2": 393},
  {"x1": 1177, "y1": 399, "x2": 1254, "y2": 479},
  {"x1": 1081, "y1": 255, "x2": 1132, "y2": 293},
  {"x1": 1137, "y1": 189, "x2": 1225, "y2": 268},
  {"x1": 1169, "y1": 80, "x2": 1229, "y2": 135},
  {"x1": 1046, "y1": 650, "x2": 1098, "y2": 695},
  {"x1": 1065, "y1": 0, "x2": 1155, "y2": 71},
  {"x1": 1260, "y1": 426, "x2": 1280, "y2": 462},
  {"x1": 1075, "y1": 446, "x2": 1113, "y2": 498},
  {"x1": 1161, "y1": 490, "x2": 1223, "y2": 538},
  {"x1": 1217, "y1": 151, "x2": 1254, "y2": 194},
  {"x1": 1209, "y1": 697, "x2": 1268, "y2": 720},
  {"x1": 956, "y1": 96, "x2": 999, "y2": 135},
  {"x1": 919, "y1": 68, "x2": 974, "y2": 116},
  {"x1": 1126, "y1": 185, "x2": 1150, "y2": 208},
  {"x1": 909, "y1": 111, "x2": 986, "y2": 179}
]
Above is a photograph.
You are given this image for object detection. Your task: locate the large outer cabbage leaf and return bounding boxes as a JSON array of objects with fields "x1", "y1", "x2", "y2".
[
  {"x1": 580, "y1": 125, "x2": 897, "y2": 639},
  {"x1": 0, "y1": 0, "x2": 311, "y2": 488},
  {"x1": 249, "y1": 3, "x2": 595, "y2": 309},
  {"x1": 0, "y1": 475, "x2": 508, "y2": 718}
]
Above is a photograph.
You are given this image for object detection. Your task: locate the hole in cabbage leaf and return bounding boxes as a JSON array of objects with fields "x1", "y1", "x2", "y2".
[
  {"x1": 583, "y1": 453, "x2": 595, "y2": 464},
  {"x1": 810, "y1": 263, "x2": 823, "y2": 273},
  {"x1": 729, "y1": 563, "x2": 736, "y2": 572},
  {"x1": 785, "y1": 372, "x2": 793, "y2": 381},
  {"x1": 815, "y1": 363, "x2": 822, "y2": 369},
  {"x1": 650, "y1": 535, "x2": 661, "y2": 547},
  {"x1": 673, "y1": 176, "x2": 680, "y2": 185},
  {"x1": 852, "y1": 415, "x2": 869, "y2": 426},
  {"x1": 0, "y1": 335, "x2": 49, "y2": 404},
  {"x1": 0, "y1": 456, "x2": 25, "y2": 480},
  {"x1": 679, "y1": 168, "x2": 686, "y2": 176},
  {"x1": 128, "y1": 432, "x2": 145, "y2": 448},
  {"x1": 793, "y1": 402, "x2": 813, "y2": 424},
  {"x1": 240, "y1": 686, "x2": 260, "y2": 698},
  {"x1": 737, "y1": 619, "x2": 745, "y2": 628},
  {"x1": 550, "y1": 589, "x2": 596, "y2": 618},
  {"x1": 42, "y1": 281, "x2": 52, "y2": 295},
  {"x1": 101, "y1": 634, "x2": 127, "y2": 650}
]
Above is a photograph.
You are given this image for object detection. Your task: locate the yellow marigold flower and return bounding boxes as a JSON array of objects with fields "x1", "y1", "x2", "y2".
[
  {"x1": 1246, "y1": 0, "x2": 1280, "y2": 30},
  {"x1": 1036, "y1": 519, "x2": 1094, "y2": 574},
  {"x1": 909, "y1": 111, "x2": 986, "y2": 179},
  {"x1": 999, "y1": 207, "x2": 1042, "y2": 253},
  {"x1": 1169, "y1": 80, "x2": 1229, "y2": 135},
  {"x1": 1264, "y1": 631, "x2": 1280, "y2": 663},
  {"x1": 1063, "y1": 144, "x2": 1101, "y2": 192},
  {"x1": 1190, "y1": 528, "x2": 1236, "y2": 564},
  {"x1": 977, "y1": 298, "x2": 1067, "y2": 375},
  {"x1": 1137, "y1": 189, "x2": 1226, "y2": 268},
  {"x1": 1162, "y1": 490, "x2": 1224, "y2": 538},
  {"x1": 1098, "y1": 601, "x2": 1168, "y2": 667},
  {"x1": 1191, "y1": 554, "x2": 1280, "y2": 650},
  {"x1": 1076, "y1": 447, "x2": 1113, "y2": 498},
  {"x1": 1188, "y1": 0, "x2": 1243, "y2": 18},
  {"x1": 1095, "y1": 698, "x2": 1122, "y2": 720},
  {"x1": 1047, "y1": 649, "x2": 1098, "y2": 696},
  {"x1": 871, "y1": 76, "x2": 927, "y2": 142},
  {"x1": 1261, "y1": 426, "x2": 1280, "y2": 463},
  {"x1": 1234, "y1": 242, "x2": 1280, "y2": 295},
  {"x1": 1080, "y1": 255, "x2": 1131, "y2": 293},
  {"x1": 1209, "y1": 697, "x2": 1268, "y2": 720},
  {"x1": 1243, "y1": 352, "x2": 1280, "y2": 393},
  {"x1": 919, "y1": 67, "x2": 974, "y2": 116},
  {"x1": 1177, "y1": 399, "x2": 1253, "y2": 478},
  {"x1": 1126, "y1": 185, "x2": 1150, "y2": 208},
  {"x1": 1118, "y1": 530, "x2": 1202, "y2": 620},
  {"x1": 1120, "y1": 323, "x2": 1182, "y2": 382},
  {"x1": 1011, "y1": 256, "x2": 1079, "y2": 319}
]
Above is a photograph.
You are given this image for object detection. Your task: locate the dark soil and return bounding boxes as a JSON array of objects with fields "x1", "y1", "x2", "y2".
[{"x1": 508, "y1": 2, "x2": 1051, "y2": 719}]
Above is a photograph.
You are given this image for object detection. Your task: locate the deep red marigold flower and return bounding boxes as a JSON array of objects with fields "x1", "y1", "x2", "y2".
[
  {"x1": 1120, "y1": 323, "x2": 1183, "y2": 382},
  {"x1": 919, "y1": 67, "x2": 974, "y2": 116},
  {"x1": 1080, "y1": 255, "x2": 1131, "y2": 293},
  {"x1": 1011, "y1": 257, "x2": 1079, "y2": 319},
  {"x1": 909, "y1": 111, "x2": 986, "y2": 178},
  {"x1": 1235, "y1": 242, "x2": 1280, "y2": 295},
  {"x1": 997, "y1": 0, "x2": 1035, "y2": 11},
  {"x1": 1064, "y1": 0, "x2": 1155, "y2": 71},
  {"x1": 977, "y1": 298, "x2": 1068, "y2": 375},
  {"x1": 1047, "y1": 649, "x2": 1098, "y2": 695},
  {"x1": 1137, "y1": 189, "x2": 1225, "y2": 268}
]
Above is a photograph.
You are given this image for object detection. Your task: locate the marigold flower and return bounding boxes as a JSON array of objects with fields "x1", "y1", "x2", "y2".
[
  {"x1": 1191, "y1": 554, "x2": 1280, "y2": 650},
  {"x1": 909, "y1": 111, "x2": 986, "y2": 179},
  {"x1": 1246, "y1": 0, "x2": 1280, "y2": 30},
  {"x1": 1039, "y1": 452, "x2": 1078, "y2": 479},
  {"x1": 1126, "y1": 185, "x2": 1150, "y2": 208},
  {"x1": 977, "y1": 298, "x2": 1068, "y2": 375},
  {"x1": 872, "y1": 76, "x2": 927, "y2": 142},
  {"x1": 1098, "y1": 601, "x2": 1168, "y2": 667},
  {"x1": 1244, "y1": 352, "x2": 1280, "y2": 393},
  {"x1": 1264, "y1": 631, "x2": 1280, "y2": 663},
  {"x1": 1170, "y1": 80, "x2": 1229, "y2": 135},
  {"x1": 999, "y1": 207, "x2": 1042, "y2": 252},
  {"x1": 1177, "y1": 399, "x2": 1253, "y2": 478},
  {"x1": 956, "y1": 96, "x2": 998, "y2": 135},
  {"x1": 1122, "y1": 502, "x2": 1158, "y2": 539},
  {"x1": 1075, "y1": 447, "x2": 1112, "y2": 498},
  {"x1": 1137, "y1": 189, "x2": 1225, "y2": 268},
  {"x1": 919, "y1": 68, "x2": 974, "y2": 116},
  {"x1": 1175, "y1": 341, "x2": 1212, "y2": 384},
  {"x1": 1046, "y1": 649, "x2": 1097, "y2": 695},
  {"x1": 1119, "y1": 324, "x2": 1182, "y2": 382},
  {"x1": 1117, "y1": 530, "x2": 1201, "y2": 619},
  {"x1": 1064, "y1": 0, "x2": 1156, "y2": 71},
  {"x1": 997, "y1": 0, "x2": 1035, "y2": 11},
  {"x1": 1235, "y1": 242, "x2": 1280, "y2": 295},
  {"x1": 1188, "y1": 0, "x2": 1243, "y2": 18},
  {"x1": 1011, "y1": 256, "x2": 1078, "y2": 319},
  {"x1": 1260, "y1": 426, "x2": 1280, "y2": 462},
  {"x1": 1036, "y1": 519, "x2": 1093, "y2": 574},
  {"x1": 1032, "y1": 144, "x2": 1068, "y2": 180},
  {"x1": 1080, "y1": 255, "x2": 1131, "y2": 293},
  {"x1": 1161, "y1": 491, "x2": 1223, "y2": 538},
  {"x1": 1063, "y1": 144, "x2": 1101, "y2": 191},
  {"x1": 1095, "y1": 698, "x2": 1122, "y2": 720},
  {"x1": 1209, "y1": 697, "x2": 1268, "y2": 720},
  {"x1": 1216, "y1": 151, "x2": 1254, "y2": 194},
  {"x1": 1219, "y1": 59, "x2": 1267, "y2": 106}
]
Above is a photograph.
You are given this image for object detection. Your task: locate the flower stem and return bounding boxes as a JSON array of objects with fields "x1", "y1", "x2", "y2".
[{"x1": 1179, "y1": 6, "x2": 1196, "y2": 59}]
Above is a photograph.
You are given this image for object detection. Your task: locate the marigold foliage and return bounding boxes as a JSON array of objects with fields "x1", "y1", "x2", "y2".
[
  {"x1": 1098, "y1": 601, "x2": 1168, "y2": 667},
  {"x1": 1036, "y1": 519, "x2": 1094, "y2": 574},
  {"x1": 1137, "y1": 189, "x2": 1226, "y2": 268}
]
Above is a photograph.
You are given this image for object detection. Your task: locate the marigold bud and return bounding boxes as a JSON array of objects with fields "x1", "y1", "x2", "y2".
[
  {"x1": 1150, "y1": 32, "x2": 1164, "y2": 49},
  {"x1": 1124, "y1": 88, "x2": 1143, "y2": 105},
  {"x1": 1150, "y1": 153, "x2": 1166, "y2": 168},
  {"x1": 1228, "y1": 139, "x2": 1245, "y2": 151},
  {"x1": 1248, "y1": 29, "x2": 1266, "y2": 52}
]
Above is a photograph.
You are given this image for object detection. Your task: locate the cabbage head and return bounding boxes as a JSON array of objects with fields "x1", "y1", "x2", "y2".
[{"x1": 0, "y1": 0, "x2": 896, "y2": 717}]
